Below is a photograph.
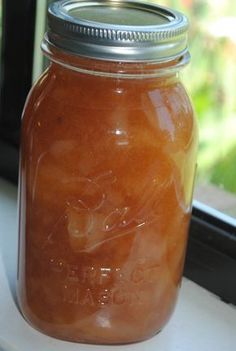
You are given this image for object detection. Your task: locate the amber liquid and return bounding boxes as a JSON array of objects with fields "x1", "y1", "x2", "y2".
[{"x1": 18, "y1": 57, "x2": 198, "y2": 344}]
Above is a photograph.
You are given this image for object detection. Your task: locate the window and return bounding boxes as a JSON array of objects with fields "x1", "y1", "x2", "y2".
[
  {"x1": 0, "y1": 0, "x2": 36, "y2": 182},
  {"x1": 153, "y1": 0, "x2": 236, "y2": 220},
  {"x1": 153, "y1": 2, "x2": 236, "y2": 304},
  {"x1": 0, "y1": 0, "x2": 235, "y2": 304},
  {"x1": 0, "y1": 1, "x2": 2, "y2": 56}
]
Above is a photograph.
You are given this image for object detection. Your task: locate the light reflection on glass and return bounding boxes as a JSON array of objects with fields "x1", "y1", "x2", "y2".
[{"x1": 109, "y1": 129, "x2": 130, "y2": 146}]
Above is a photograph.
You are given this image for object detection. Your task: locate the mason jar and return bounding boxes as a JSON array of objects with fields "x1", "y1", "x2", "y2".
[{"x1": 17, "y1": 0, "x2": 198, "y2": 344}]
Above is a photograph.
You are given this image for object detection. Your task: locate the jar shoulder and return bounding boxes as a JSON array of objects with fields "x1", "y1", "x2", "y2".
[
  {"x1": 23, "y1": 67, "x2": 195, "y2": 116},
  {"x1": 21, "y1": 67, "x2": 53, "y2": 132},
  {"x1": 22, "y1": 67, "x2": 197, "y2": 151}
]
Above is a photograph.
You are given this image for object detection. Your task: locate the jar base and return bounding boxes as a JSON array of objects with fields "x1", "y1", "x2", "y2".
[{"x1": 19, "y1": 306, "x2": 164, "y2": 345}]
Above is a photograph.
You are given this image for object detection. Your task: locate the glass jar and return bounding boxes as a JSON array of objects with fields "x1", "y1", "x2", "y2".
[{"x1": 17, "y1": 0, "x2": 198, "y2": 345}]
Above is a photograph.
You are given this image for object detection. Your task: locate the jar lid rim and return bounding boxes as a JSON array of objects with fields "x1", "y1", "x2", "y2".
[{"x1": 47, "y1": 0, "x2": 189, "y2": 62}]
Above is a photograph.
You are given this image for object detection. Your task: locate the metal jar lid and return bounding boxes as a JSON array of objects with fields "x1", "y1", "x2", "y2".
[{"x1": 47, "y1": 0, "x2": 189, "y2": 62}]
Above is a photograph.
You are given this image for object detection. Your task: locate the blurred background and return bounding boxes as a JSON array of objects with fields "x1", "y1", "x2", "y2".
[
  {"x1": 156, "y1": 0, "x2": 236, "y2": 217},
  {"x1": 1, "y1": 0, "x2": 236, "y2": 217}
]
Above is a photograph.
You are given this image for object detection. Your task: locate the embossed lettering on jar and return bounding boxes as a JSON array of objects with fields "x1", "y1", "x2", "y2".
[{"x1": 17, "y1": 0, "x2": 198, "y2": 344}]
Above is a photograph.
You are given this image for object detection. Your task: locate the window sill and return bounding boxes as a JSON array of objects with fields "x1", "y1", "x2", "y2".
[
  {"x1": 194, "y1": 183, "x2": 236, "y2": 218},
  {"x1": 1, "y1": 178, "x2": 236, "y2": 351}
]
